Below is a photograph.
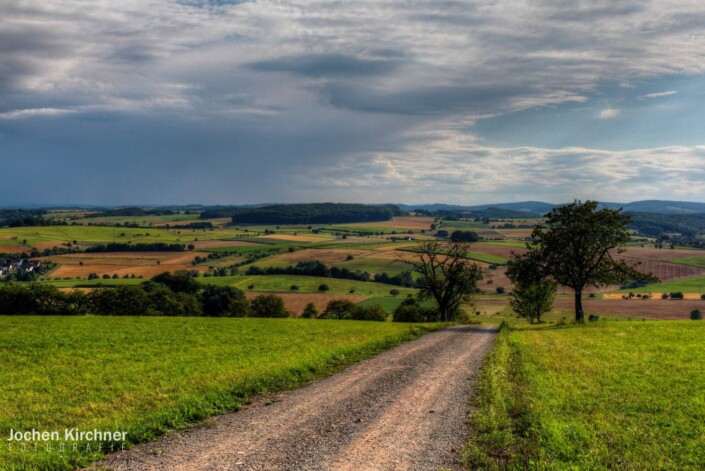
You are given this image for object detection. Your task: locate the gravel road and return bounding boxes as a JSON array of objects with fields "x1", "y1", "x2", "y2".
[{"x1": 95, "y1": 325, "x2": 496, "y2": 471}]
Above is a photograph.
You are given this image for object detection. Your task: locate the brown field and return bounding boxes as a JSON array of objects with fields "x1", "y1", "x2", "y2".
[
  {"x1": 618, "y1": 246, "x2": 705, "y2": 261},
  {"x1": 345, "y1": 217, "x2": 435, "y2": 231},
  {"x1": 493, "y1": 228, "x2": 534, "y2": 238},
  {"x1": 480, "y1": 268, "x2": 512, "y2": 291},
  {"x1": 33, "y1": 241, "x2": 67, "y2": 251},
  {"x1": 260, "y1": 234, "x2": 333, "y2": 242},
  {"x1": 41, "y1": 251, "x2": 209, "y2": 279},
  {"x1": 475, "y1": 229, "x2": 504, "y2": 238},
  {"x1": 262, "y1": 249, "x2": 374, "y2": 265},
  {"x1": 471, "y1": 243, "x2": 528, "y2": 259},
  {"x1": 189, "y1": 240, "x2": 265, "y2": 250},
  {"x1": 620, "y1": 258, "x2": 705, "y2": 281},
  {"x1": 0, "y1": 244, "x2": 31, "y2": 254},
  {"x1": 245, "y1": 292, "x2": 370, "y2": 315}
]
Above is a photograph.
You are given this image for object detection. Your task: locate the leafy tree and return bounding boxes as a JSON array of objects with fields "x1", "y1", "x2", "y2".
[
  {"x1": 320, "y1": 300, "x2": 356, "y2": 319},
  {"x1": 399, "y1": 240, "x2": 483, "y2": 321},
  {"x1": 152, "y1": 271, "x2": 199, "y2": 294},
  {"x1": 301, "y1": 302, "x2": 318, "y2": 318},
  {"x1": 513, "y1": 200, "x2": 655, "y2": 323},
  {"x1": 508, "y1": 279, "x2": 556, "y2": 324},
  {"x1": 249, "y1": 294, "x2": 288, "y2": 318},
  {"x1": 450, "y1": 230, "x2": 480, "y2": 242},
  {"x1": 200, "y1": 285, "x2": 249, "y2": 317}
]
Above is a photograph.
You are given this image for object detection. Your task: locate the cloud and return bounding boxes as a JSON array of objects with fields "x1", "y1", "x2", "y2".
[
  {"x1": 640, "y1": 90, "x2": 678, "y2": 99},
  {"x1": 0, "y1": 108, "x2": 75, "y2": 120},
  {"x1": 599, "y1": 108, "x2": 621, "y2": 120},
  {"x1": 1, "y1": 1, "x2": 705, "y2": 205}
]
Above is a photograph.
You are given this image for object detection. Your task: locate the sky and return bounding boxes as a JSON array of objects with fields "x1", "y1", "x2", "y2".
[{"x1": 2, "y1": 0, "x2": 705, "y2": 206}]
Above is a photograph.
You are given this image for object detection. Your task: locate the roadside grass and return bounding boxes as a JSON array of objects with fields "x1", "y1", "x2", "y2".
[
  {"x1": 616, "y1": 275, "x2": 705, "y2": 293},
  {"x1": 466, "y1": 321, "x2": 705, "y2": 469},
  {"x1": 0, "y1": 316, "x2": 442, "y2": 470}
]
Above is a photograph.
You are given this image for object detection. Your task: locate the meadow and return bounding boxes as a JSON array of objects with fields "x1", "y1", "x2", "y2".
[
  {"x1": 0, "y1": 316, "x2": 440, "y2": 470},
  {"x1": 466, "y1": 321, "x2": 705, "y2": 469}
]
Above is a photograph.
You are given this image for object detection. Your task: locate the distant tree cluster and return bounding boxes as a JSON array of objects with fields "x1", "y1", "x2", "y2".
[
  {"x1": 85, "y1": 243, "x2": 186, "y2": 253},
  {"x1": 450, "y1": 230, "x2": 480, "y2": 242},
  {"x1": 227, "y1": 203, "x2": 402, "y2": 225},
  {"x1": 85, "y1": 208, "x2": 174, "y2": 218}
]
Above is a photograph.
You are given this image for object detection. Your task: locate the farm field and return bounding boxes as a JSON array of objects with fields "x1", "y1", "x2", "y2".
[
  {"x1": 329, "y1": 216, "x2": 435, "y2": 232},
  {"x1": 205, "y1": 274, "x2": 417, "y2": 297},
  {"x1": 40, "y1": 251, "x2": 210, "y2": 279},
  {"x1": 616, "y1": 275, "x2": 705, "y2": 294},
  {"x1": 467, "y1": 322, "x2": 705, "y2": 469},
  {"x1": 0, "y1": 316, "x2": 440, "y2": 470},
  {"x1": 0, "y1": 225, "x2": 242, "y2": 249}
]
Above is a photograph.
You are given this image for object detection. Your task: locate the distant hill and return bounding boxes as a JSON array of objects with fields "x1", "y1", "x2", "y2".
[{"x1": 400, "y1": 200, "x2": 705, "y2": 216}]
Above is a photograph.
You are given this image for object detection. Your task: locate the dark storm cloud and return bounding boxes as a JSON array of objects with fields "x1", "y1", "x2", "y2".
[{"x1": 1, "y1": 0, "x2": 705, "y2": 205}]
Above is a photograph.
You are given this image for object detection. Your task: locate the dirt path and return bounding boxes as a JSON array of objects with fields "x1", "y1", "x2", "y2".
[{"x1": 95, "y1": 325, "x2": 496, "y2": 471}]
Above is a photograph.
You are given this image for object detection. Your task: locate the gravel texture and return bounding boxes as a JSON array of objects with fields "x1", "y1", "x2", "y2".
[{"x1": 94, "y1": 325, "x2": 496, "y2": 471}]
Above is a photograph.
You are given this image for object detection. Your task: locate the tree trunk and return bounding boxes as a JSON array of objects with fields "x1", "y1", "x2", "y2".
[{"x1": 574, "y1": 289, "x2": 584, "y2": 323}]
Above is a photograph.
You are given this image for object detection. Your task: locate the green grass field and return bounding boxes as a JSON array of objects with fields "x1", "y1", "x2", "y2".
[
  {"x1": 0, "y1": 226, "x2": 242, "y2": 248},
  {"x1": 204, "y1": 275, "x2": 417, "y2": 296},
  {"x1": 670, "y1": 255, "x2": 705, "y2": 269},
  {"x1": 0, "y1": 316, "x2": 440, "y2": 470},
  {"x1": 616, "y1": 275, "x2": 705, "y2": 293},
  {"x1": 467, "y1": 321, "x2": 705, "y2": 469}
]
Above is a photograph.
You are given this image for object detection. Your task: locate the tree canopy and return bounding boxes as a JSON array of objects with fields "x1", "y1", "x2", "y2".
[
  {"x1": 399, "y1": 240, "x2": 482, "y2": 321},
  {"x1": 510, "y1": 200, "x2": 655, "y2": 322}
]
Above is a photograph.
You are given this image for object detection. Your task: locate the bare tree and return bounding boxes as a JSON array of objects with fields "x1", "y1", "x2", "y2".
[{"x1": 398, "y1": 240, "x2": 483, "y2": 321}]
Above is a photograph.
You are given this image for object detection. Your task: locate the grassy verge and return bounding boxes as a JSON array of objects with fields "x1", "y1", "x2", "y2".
[
  {"x1": 0, "y1": 316, "x2": 442, "y2": 470},
  {"x1": 466, "y1": 321, "x2": 705, "y2": 469},
  {"x1": 464, "y1": 322, "x2": 531, "y2": 469}
]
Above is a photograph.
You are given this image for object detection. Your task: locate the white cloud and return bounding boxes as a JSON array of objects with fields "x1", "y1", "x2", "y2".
[
  {"x1": 640, "y1": 91, "x2": 678, "y2": 99},
  {"x1": 0, "y1": 108, "x2": 75, "y2": 120},
  {"x1": 599, "y1": 108, "x2": 621, "y2": 119}
]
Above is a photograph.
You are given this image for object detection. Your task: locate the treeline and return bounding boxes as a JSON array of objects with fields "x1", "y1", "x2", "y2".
[
  {"x1": 628, "y1": 212, "x2": 705, "y2": 238},
  {"x1": 222, "y1": 203, "x2": 402, "y2": 225},
  {"x1": 0, "y1": 272, "x2": 435, "y2": 321},
  {"x1": 85, "y1": 207, "x2": 175, "y2": 218},
  {"x1": 0, "y1": 209, "x2": 46, "y2": 227},
  {"x1": 85, "y1": 243, "x2": 186, "y2": 253},
  {"x1": 245, "y1": 260, "x2": 424, "y2": 288}
]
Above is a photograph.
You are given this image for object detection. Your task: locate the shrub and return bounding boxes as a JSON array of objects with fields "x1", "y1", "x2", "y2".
[
  {"x1": 588, "y1": 314, "x2": 600, "y2": 322},
  {"x1": 320, "y1": 300, "x2": 356, "y2": 319},
  {"x1": 691, "y1": 309, "x2": 702, "y2": 320},
  {"x1": 200, "y1": 285, "x2": 249, "y2": 317},
  {"x1": 301, "y1": 302, "x2": 318, "y2": 319},
  {"x1": 392, "y1": 298, "x2": 440, "y2": 322},
  {"x1": 390, "y1": 289, "x2": 400, "y2": 296},
  {"x1": 661, "y1": 293, "x2": 669, "y2": 300},
  {"x1": 290, "y1": 285, "x2": 299, "y2": 291},
  {"x1": 670, "y1": 292, "x2": 684, "y2": 300},
  {"x1": 250, "y1": 294, "x2": 288, "y2": 318},
  {"x1": 352, "y1": 305, "x2": 388, "y2": 321},
  {"x1": 701, "y1": 294, "x2": 705, "y2": 301},
  {"x1": 152, "y1": 271, "x2": 200, "y2": 294},
  {"x1": 318, "y1": 283, "x2": 330, "y2": 292},
  {"x1": 495, "y1": 286, "x2": 505, "y2": 294}
]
